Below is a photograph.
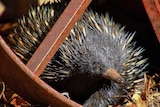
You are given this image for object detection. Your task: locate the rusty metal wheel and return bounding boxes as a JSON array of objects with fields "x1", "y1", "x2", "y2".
[{"x1": 0, "y1": 0, "x2": 91, "y2": 106}]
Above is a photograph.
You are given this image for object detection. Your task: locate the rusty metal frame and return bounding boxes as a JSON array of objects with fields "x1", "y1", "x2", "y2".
[
  {"x1": 0, "y1": 0, "x2": 91, "y2": 106},
  {"x1": 142, "y1": 0, "x2": 160, "y2": 42}
]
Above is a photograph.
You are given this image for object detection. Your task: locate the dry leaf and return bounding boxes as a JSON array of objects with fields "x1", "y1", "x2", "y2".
[{"x1": 10, "y1": 94, "x2": 31, "y2": 107}]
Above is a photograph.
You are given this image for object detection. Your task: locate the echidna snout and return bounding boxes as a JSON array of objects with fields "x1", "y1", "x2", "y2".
[{"x1": 102, "y1": 68, "x2": 125, "y2": 84}]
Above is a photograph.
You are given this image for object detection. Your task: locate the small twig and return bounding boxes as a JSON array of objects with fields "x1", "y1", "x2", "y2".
[
  {"x1": 0, "y1": 82, "x2": 7, "y2": 103},
  {"x1": 0, "y1": 82, "x2": 5, "y2": 98}
]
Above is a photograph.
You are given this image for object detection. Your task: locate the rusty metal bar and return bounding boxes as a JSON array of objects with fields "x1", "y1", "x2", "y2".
[
  {"x1": 154, "y1": 0, "x2": 160, "y2": 13},
  {"x1": 0, "y1": 36, "x2": 82, "y2": 106},
  {"x1": 26, "y1": 0, "x2": 92, "y2": 76},
  {"x1": 142, "y1": 0, "x2": 160, "y2": 42}
]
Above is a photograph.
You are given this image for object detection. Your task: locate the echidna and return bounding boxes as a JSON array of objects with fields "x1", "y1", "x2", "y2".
[{"x1": 5, "y1": 1, "x2": 148, "y2": 106}]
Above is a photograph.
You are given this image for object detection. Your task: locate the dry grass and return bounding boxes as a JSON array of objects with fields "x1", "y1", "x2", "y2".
[{"x1": 0, "y1": 73, "x2": 159, "y2": 106}]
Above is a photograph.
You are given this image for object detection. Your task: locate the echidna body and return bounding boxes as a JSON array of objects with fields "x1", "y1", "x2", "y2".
[{"x1": 6, "y1": 2, "x2": 148, "y2": 106}]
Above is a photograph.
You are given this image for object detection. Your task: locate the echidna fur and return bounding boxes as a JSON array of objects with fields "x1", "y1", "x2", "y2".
[{"x1": 5, "y1": 2, "x2": 148, "y2": 106}]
